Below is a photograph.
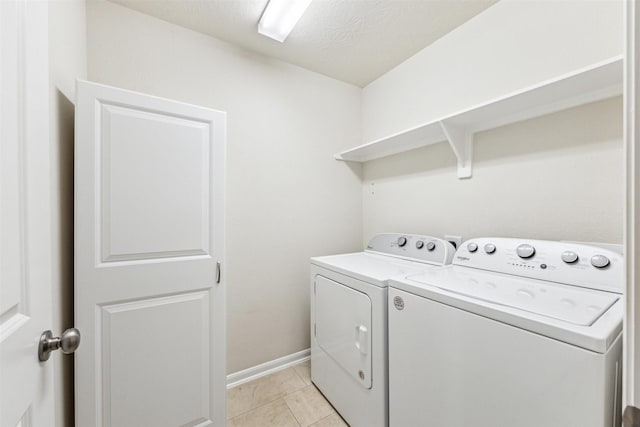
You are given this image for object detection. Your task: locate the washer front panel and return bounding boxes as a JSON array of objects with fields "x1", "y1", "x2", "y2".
[{"x1": 388, "y1": 287, "x2": 622, "y2": 427}]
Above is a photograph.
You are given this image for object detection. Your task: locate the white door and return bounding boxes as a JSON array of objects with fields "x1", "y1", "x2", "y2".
[
  {"x1": 0, "y1": 1, "x2": 55, "y2": 426},
  {"x1": 75, "y1": 81, "x2": 226, "y2": 426}
]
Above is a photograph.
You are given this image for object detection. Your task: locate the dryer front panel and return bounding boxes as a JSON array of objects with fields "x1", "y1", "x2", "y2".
[{"x1": 314, "y1": 275, "x2": 373, "y2": 389}]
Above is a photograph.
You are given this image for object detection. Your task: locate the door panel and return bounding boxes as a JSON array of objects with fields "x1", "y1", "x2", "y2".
[
  {"x1": 75, "y1": 80, "x2": 226, "y2": 426},
  {"x1": 101, "y1": 292, "x2": 210, "y2": 427},
  {"x1": 100, "y1": 103, "x2": 211, "y2": 261},
  {"x1": 315, "y1": 275, "x2": 372, "y2": 389},
  {"x1": 0, "y1": 1, "x2": 54, "y2": 426}
]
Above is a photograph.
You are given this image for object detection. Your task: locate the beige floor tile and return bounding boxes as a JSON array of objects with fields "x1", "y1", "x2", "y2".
[
  {"x1": 309, "y1": 412, "x2": 349, "y2": 427},
  {"x1": 284, "y1": 385, "x2": 335, "y2": 427},
  {"x1": 228, "y1": 399, "x2": 300, "y2": 427},
  {"x1": 227, "y1": 367, "x2": 307, "y2": 418},
  {"x1": 294, "y1": 360, "x2": 312, "y2": 386}
]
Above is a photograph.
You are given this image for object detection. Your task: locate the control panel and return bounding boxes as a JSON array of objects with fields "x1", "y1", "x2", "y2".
[
  {"x1": 366, "y1": 233, "x2": 456, "y2": 266},
  {"x1": 454, "y1": 237, "x2": 624, "y2": 293}
]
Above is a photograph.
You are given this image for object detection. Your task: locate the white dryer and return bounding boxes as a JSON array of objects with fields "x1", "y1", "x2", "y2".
[
  {"x1": 388, "y1": 237, "x2": 623, "y2": 427},
  {"x1": 310, "y1": 233, "x2": 455, "y2": 427}
]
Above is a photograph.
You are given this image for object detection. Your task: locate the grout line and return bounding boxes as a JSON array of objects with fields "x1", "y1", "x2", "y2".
[
  {"x1": 230, "y1": 396, "x2": 304, "y2": 427},
  {"x1": 283, "y1": 397, "x2": 305, "y2": 427},
  {"x1": 227, "y1": 366, "x2": 329, "y2": 426},
  {"x1": 227, "y1": 387, "x2": 342, "y2": 427},
  {"x1": 309, "y1": 411, "x2": 338, "y2": 427},
  {"x1": 226, "y1": 366, "x2": 310, "y2": 420},
  {"x1": 227, "y1": 397, "x2": 289, "y2": 422},
  {"x1": 284, "y1": 384, "x2": 339, "y2": 427}
]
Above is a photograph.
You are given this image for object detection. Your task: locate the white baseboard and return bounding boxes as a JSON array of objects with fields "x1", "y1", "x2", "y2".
[{"x1": 226, "y1": 348, "x2": 310, "y2": 389}]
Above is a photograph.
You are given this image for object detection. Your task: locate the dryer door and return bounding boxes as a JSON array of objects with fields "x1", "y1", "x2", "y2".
[{"x1": 315, "y1": 275, "x2": 372, "y2": 389}]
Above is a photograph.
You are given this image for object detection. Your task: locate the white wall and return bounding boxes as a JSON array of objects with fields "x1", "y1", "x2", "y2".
[
  {"x1": 86, "y1": 0, "x2": 363, "y2": 373},
  {"x1": 361, "y1": 0, "x2": 624, "y2": 245},
  {"x1": 363, "y1": 97, "x2": 623, "y2": 243},
  {"x1": 363, "y1": 0, "x2": 623, "y2": 142},
  {"x1": 48, "y1": 1, "x2": 86, "y2": 426}
]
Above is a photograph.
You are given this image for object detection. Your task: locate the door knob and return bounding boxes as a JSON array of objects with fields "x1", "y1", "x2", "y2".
[{"x1": 38, "y1": 328, "x2": 81, "y2": 361}]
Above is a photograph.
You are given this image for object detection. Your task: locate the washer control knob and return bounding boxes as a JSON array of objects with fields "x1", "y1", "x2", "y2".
[
  {"x1": 426, "y1": 241, "x2": 436, "y2": 251},
  {"x1": 416, "y1": 240, "x2": 424, "y2": 249},
  {"x1": 591, "y1": 255, "x2": 610, "y2": 269},
  {"x1": 516, "y1": 244, "x2": 536, "y2": 259},
  {"x1": 561, "y1": 251, "x2": 579, "y2": 264},
  {"x1": 484, "y1": 243, "x2": 496, "y2": 254},
  {"x1": 397, "y1": 236, "x2": 407, "y2": 247},
  {"x1": 467, "y1": 242, "x2": 478, "y2": 253}
]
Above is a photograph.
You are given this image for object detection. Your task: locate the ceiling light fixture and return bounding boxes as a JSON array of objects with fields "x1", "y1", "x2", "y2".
[{"x1": 258, "y1": 0, "x2": 313, "y2": 43}]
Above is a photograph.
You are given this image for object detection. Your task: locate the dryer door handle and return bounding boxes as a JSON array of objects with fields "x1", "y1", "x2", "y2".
[{"x1": 354, "y1": 325, "x2": 368, "y2": 355}]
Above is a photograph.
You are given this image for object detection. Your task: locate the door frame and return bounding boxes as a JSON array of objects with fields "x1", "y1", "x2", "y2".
[{"x1": 624, "y1": 0, "x2": 640, "y2": 416}]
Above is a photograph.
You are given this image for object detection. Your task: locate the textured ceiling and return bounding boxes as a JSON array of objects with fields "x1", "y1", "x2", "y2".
[{"x1": 109, "y1": 0, "x2": 498, "y2": 87}]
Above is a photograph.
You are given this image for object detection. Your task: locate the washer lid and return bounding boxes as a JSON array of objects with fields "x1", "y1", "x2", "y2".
[
  {"x1": 391, "y1": 266, "x2": 622, "y2": 353},
  {"x1": 416, "y1": 267, "x2": 619, "y2": 326}
]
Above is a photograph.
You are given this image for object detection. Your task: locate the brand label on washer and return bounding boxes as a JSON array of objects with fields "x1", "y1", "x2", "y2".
[{"x1": 393, "y1": 296, "x2": 404, "y2": 310}]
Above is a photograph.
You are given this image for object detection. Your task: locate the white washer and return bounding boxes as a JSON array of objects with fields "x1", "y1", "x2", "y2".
[
  {"x1": 389, "y1": 237, "x2": 624, "y2": 427},
  {"x1": 310, "y1": 233, "x2": 455, "y2": 427}
]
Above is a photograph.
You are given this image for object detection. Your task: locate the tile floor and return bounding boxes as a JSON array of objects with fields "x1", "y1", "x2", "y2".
[{"x1": 227, "y1": 361, "x2": 348, "y2": 427}]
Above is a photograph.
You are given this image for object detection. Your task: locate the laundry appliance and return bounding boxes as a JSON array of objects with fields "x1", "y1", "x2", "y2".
[
  {"x1": 310, "y1": 233, "x2": 456, "y2": 427},
  {"x1": 388, "y1": 237, "x2": 623, "y2": 427}
]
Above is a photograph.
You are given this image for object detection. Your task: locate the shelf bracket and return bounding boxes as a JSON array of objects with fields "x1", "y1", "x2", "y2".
[{"x1": 439, "y1": 120, "x2": 473, "y2": 179}]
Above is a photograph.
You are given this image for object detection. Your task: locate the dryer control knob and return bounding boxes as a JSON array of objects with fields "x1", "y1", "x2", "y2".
[
  {"x1": 591, "y1": 255, "x2": 610, "y2": 269},
  {"x1": 467, "y1": 242, "x2": 478, "y2": 253},
  {"x1": 561, "y1": 251, "x2": 579, "y2": 264},
  {"x1": 426, "y1": 241, "x2": 436, "y2": 251},
  {"x1": 516, "y1": 244, "x2": 536, "y2": 259},
  {"x1": 416, "y1": 240, "x2": 425, "y2": 249},
  {"x1": 484, "y1": 243, "x2": 496, "y2": 254},
  {"x1": 397, "y1": 236, "x2": 407, "y2": 247}
]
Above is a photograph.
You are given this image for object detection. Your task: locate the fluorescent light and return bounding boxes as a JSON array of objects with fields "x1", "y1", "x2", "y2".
[{"x1": 258, "y1": 0, "x2": 313, "y2": 43}]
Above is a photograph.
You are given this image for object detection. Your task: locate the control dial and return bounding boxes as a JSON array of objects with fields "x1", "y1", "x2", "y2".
[
  {"x1": 561, "y1": 251, "x2": 579, "y2": 264},
  {"x1": 591, "y1": 255, "x2": 610, "y2": 269},
  {"x1": 467, "y1": 242, "x2": 478, "y2": 253},
  {"x1": 516, "y1": 244, "x2": 536, "y2": 259},
  {"x1": 416, "y1": 240, "x2": 424, "y2": 249},
  {"x1": 484, "y1": 243, "x2": 496, "y2": 254},
  {"x1": 426, "y1": 241, "x2": 436, "y2": 251},
  {"x1": 397, "y1": 236, "x2": 407, "y2": 247}
]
